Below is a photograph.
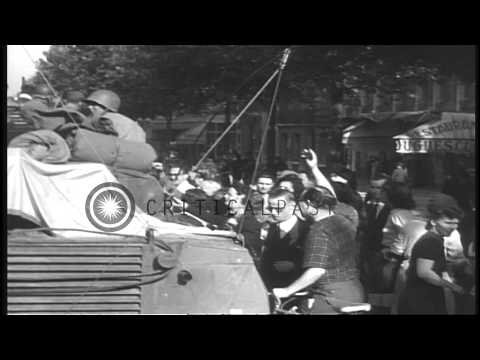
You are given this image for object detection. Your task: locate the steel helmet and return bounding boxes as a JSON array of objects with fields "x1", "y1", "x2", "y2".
[
  {"x1": 85, "y1": 89, "x2": 121, "y2": 112},
  {"x1": 33, "y1": 84, "x2": 52, "y2": 98},
  {"x1": 65, "y1": 90, "x2": 85, "y2": 103}
]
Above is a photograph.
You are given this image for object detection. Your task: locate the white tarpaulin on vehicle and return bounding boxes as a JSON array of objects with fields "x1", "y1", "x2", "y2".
[
  {"x1": 394, "y1": 112, "x2": 475, "y2": 154},
  {"x1": 7, "y1": 148, "x2": 235, "y2": 239}
]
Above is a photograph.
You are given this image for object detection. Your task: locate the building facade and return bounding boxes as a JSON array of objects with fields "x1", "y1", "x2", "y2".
[
  {"x1": 138, "y1": 74, "x2": 475, "y2": 182},
  {"x1": 341, "y1": 75, "x2": 476, "y2": 188}
]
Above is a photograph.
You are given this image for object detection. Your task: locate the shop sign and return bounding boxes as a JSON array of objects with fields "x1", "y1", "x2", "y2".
[
  {"x1": 394, "y1": 112, "x2": 475, "y2": 154},
  {"x1": 403, "y1": 116, "x2": 474, "y2": 139},
  {"x1": 395, "y1": 138, "x2": 475, "y2": 154}
]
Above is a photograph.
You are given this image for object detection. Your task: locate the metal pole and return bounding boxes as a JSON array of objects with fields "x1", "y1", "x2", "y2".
[
  {"x1": 192, "y1": 69, "x2": 280, "y2": 171},
  {"x1": 237, "y1": 48, "x2": 292, "y2": 242}
]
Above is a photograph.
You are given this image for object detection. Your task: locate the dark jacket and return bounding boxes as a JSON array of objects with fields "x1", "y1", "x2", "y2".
[
  {"x1": 361, "y1": 199, "x2": 391, "y2": 252},
  {"x1": 260, "y1": 217, "x2": 310, "y2": 289}
]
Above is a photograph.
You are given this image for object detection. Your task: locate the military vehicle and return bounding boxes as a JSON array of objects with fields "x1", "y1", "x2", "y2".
[
  {"x1": 6, "y1": 104, "x2": 270, "y2": 315},
  {"x1": 7, "y1": 228, "x2": 270, "y2": 314}
]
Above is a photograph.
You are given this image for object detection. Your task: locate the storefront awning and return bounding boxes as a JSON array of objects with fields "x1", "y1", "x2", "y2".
[
  {"x1": 394, "y1": 112, "x2": 475, "y2": 154},
  {"x1": 175, "y1": 123, "x2": 207, "y2": 145},
  {"x1": 357, "y1": 111, "x2": 428, "y2": 123},
  {"x1": 342, "y1": 111, "x2": 434, "y2": 144}
]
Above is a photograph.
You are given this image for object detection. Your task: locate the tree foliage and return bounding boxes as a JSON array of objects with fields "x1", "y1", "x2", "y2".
[
  {"x1": 29, "y1": 45, "x2": 283, "y2": 117},
  {"x1": 28, "y1": 45, "x2": 474, "y2": 119}
]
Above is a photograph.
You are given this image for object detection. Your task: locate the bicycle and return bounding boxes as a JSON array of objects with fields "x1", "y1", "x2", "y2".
[{"x1": 270, "y1": 290, "x2": 372, "y2": 315}]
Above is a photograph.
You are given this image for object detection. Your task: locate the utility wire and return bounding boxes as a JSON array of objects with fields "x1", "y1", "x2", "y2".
[
  {"x1": 192, "y1": 69, "x2": 280, "y2": 171},
  {"x1": 192, "y1": 49, "x2": 284, "y2": 145}
]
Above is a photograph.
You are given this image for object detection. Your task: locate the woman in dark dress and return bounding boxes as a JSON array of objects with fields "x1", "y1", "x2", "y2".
[{"x1": 398, "y1": 194, "x2": 466, "y2": 314}]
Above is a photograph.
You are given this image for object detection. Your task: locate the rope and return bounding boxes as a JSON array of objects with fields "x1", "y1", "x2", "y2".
[
  {"x1": 16, "y1": 46, "x2": 286, "y2": 310},
  {"x1": 17, "y1": 47, "x2": 176, "y2": 310},
  {"x1": 21, "y1": 46, "x2": 162, "y2": 242},
  {"x1": 193, "y1": 112, "x2": 219, "y2": 145},
  {"x1": 231, "y1": 51, "x2": 284, "y2": 97},
  {"x1": 10, "y1": 269, "x2": 171, "y2": 283},
  {"x1": 8, "y1": 271, "x2": 172, "y2": 297},
  {"x1": 21, "y1": 44, "x2": 156, "y2": 240},
  {"x1": 192, "y1": 50, "x2": 283, "y2": 145},
  {"x1": 21, "y1": 47, "x2": 59, "y2": 99},
  {"x1": 236, "y1": 49, "x2": 292, "y2": 242},
  {"x1": 21, "y1": 46, "x2": 108, "y2": 167},
  {"x1": 192, "y1": 69, "x2": 280, "y2": 171}
]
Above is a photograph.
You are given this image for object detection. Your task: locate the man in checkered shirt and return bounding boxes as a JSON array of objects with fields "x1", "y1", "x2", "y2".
[{"x1": 273, "y1": 186, "x2": 365, "y2": 314}]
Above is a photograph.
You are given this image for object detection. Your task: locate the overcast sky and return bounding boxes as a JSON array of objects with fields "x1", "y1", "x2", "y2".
[{"x1": 7, "y1": 45, "x2": 51, "y2": 97}]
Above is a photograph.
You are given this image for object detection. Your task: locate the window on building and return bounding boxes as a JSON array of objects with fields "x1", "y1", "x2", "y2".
[
  {"x1": 281, "y1": 133, "x2": 288, "y2": 159},
  {"x1": 294, "y1": 133, "x2": 301, "y2": 157},
  {"x1": 374, "y1": 92, "x2": 391, "y2": 112},
  {"x1": 413, "y1": 85, "x2": 423, "y2": 111},
  {"x1": 420, "y1": 80, "x2": 433, "y2": 110},
  {"x1": 359, "y1": 89, "x2": 368, "y2": 113},
  {"x1": 456, "y1": 81, "x2": 466, "y2": 112},
  {"x1": 391, "y1": 93, "x2": 400, "y2": 112},
  {"x1": 432, "y1": 78, "x2": 454, "y2": 111},
  {"x1": 355, "y1": 151, "x2": 362, "y2": 176},
  {"x1": 436, "y1": 76, "x2": 458, "y2": 112},
  {"x1": 461, "y1": 81, "x2": 475, "y2": 112},
  {"x1": 401, "y1": 84, "x2": 417, "y2": 111}
]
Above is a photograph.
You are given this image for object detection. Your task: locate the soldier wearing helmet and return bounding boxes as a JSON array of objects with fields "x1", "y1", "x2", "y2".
[
  {"x1": 83, "y1": 89, "x2": 146, "y2": 143},
  {"x1": 31, "y1": 84, "x2": 65, "y2": 108},
  {"x1": 32, "y1": 84, "x2": 53, "y2": 101},
  {"x1": 63, "y1": 90, "x2": 85, "y2": 112},
  {"x1": 19, "y1": 84, "x2": 58, "y2": 129},
  {"x1": 17, "y1": 93, "x2": 33, "y2": 104},
  {"x1": 84, "y1": 89, "x2": 121, "y2": 113}
]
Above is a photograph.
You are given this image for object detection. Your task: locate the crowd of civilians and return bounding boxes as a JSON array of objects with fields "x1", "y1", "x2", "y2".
[
  {"x1": 11, "y1": 88, "x2": 475, "y2": 314},
  {"x1": 148, "y1": 148, "x2": 476, "y2": 315}
]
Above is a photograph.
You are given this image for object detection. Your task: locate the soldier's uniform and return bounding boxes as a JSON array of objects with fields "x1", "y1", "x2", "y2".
[{"x1": 84, "y1": 89, "x2": 146, "y2": 143}]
